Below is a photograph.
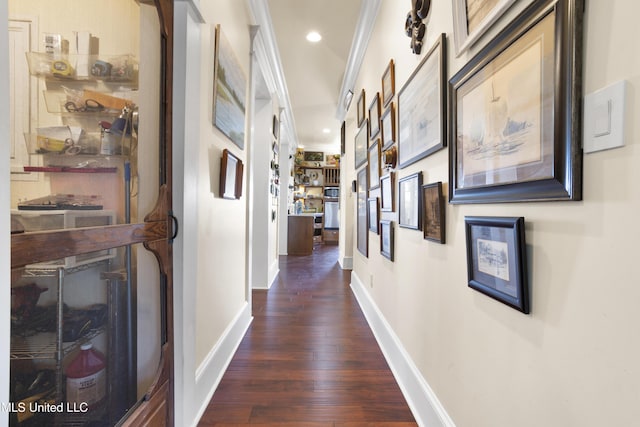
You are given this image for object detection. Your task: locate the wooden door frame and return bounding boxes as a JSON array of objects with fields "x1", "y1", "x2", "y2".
[{"x1": 10, "y1": 0, "x2": 175, "y2": 425}]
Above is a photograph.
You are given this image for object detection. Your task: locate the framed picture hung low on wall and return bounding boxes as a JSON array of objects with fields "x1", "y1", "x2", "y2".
[
  {"x1": 448, "y1": 0, "x2": 584, "y2": 204},
  {"x1": 212, "y1": 25, "x2": 247, "y2": 150},
  {"x1": 464, "y1": 216, "x2": 529, "y2": 314}
]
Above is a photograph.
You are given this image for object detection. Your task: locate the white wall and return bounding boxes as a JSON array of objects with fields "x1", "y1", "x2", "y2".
[
  {"x1": 0, "y1": 0, "x2": 11, "y2": 424},
  {"x1": 348, "y1": 1, "x2": 640, "y2": 426}
]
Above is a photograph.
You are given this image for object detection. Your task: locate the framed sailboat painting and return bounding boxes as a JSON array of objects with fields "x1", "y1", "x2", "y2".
[{"x1": 448, "y1": 0, "x2": 584, "y2": 204}]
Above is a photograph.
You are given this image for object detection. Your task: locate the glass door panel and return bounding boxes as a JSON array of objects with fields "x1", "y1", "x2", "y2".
[{"x1": 9, "y1": 1, "x2": 170, "y2": 425}]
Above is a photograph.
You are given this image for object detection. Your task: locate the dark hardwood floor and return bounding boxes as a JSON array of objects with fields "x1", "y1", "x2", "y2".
[{"x1": 198, "y1": 244, "x2": 417, "y2": 426}]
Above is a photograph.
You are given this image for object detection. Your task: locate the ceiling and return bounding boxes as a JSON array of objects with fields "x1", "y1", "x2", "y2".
[{"x1": 267, "y1": 0, "x2": 363, "y2": 150}]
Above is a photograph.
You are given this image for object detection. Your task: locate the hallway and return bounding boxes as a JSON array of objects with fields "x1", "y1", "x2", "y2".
[{"x1": 198, "y1": 245, "x2": 417, "y2": 425}]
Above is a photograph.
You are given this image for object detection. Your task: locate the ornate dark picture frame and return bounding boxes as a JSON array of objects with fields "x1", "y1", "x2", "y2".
[
  {"x1": 449, "y1": 0, "x2": 584, "y2": 204},
  {"x1": 465, "y1": 216, "x2": 529, "y2": 314}
]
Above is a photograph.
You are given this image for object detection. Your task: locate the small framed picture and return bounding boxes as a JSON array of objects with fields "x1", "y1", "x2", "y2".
[
  {"x1": 465, "y1": 216, "x2": 529, "y2": 313},
  {"x1": 354, "y1": 119, "x2": 369, "y2": 169},
  {"x1": 368, "y1": 139, "x2": 381, "y2": 190},
  {"x1": 422, "y1": 181, "x2": 445, "y2": 244},
  {"x1": 380, "y1": 172, "x2": 395, "y2": 212},
  {"x1": 381, "y1": 103, "x2": 396, "y2": 150},
  {"x1": 220, "y1": 149, "x2": 243, "y2": 200},
  {"x1": 356, "y1": 89, "x2": 366, "y2": 127},
  {"x1": 382, "y1": 59, "x2": 395, "y2": 107},
  {"x1": 357, "y1": 167, "x2": 369, "y2": 257},
  {"x1": 380, "y1": 220, "x2": 394, "y2": 261},
  {"x1": 369, "y1": 92, "x2": 381, "y2": 139},
  {"x1": 368, "y1": 197, "x2": 380, "y2": 234},
  {"x1": 272, "y1": 114, "x2": 279, "y2": 140},
  {"x1": 303, "y1": 151, "x2": 324, "y2": 162},
  {"x1": 398, "y1": 172, "x2": 423, "y2": 230}
]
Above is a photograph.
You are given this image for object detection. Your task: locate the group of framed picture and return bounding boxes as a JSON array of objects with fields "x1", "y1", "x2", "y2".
[{"x1": 352, "y1": 0, "x2": 584, "y2": 314}]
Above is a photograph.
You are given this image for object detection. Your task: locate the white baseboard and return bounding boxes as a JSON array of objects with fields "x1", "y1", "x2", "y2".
[
  {"x1": 350, "y1": 271, "x2": 456, "y2": 427},
  {"x1": 193, "y1": 302, "x2": 252, "y2": 426},
  {"x1": 268, "y1": 259, "x2": 279, "y2": 289},
  {"x1": 339, "y1": 255, "x2": 353, "y2": 270}
]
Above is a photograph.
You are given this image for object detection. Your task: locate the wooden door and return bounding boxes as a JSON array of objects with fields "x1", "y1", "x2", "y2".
[{"x1": 10, "y1": 0, "x2": 175, "y2": 425}]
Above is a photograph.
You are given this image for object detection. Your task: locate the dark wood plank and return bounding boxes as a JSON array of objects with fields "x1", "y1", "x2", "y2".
[{"x1": 198, "y1": 245, "x2": 416, "y2": 426}]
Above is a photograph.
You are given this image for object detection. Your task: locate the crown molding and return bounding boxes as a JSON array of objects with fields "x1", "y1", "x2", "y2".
[
  {"x1": 335, "y1": 0, "x2": 382, "y2": 122},
  {"x1": 246, "y1": 0, "x2": 298, "y2": 148}
]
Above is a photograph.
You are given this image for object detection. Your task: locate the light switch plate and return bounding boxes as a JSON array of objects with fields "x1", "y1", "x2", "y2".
[{"x1": 583, "y1": 80, "x2": 627, "y2": 154}]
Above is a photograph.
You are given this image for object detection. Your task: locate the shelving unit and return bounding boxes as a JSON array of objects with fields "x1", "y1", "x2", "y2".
[
  {"x1": 9, "y1": 47, "x2": 139, "y2": 425},
  {"x1": 11, "y1": 259, "x2": 110, "y2": 408}
]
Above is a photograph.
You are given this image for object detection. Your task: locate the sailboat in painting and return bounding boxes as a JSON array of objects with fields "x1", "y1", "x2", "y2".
[{"x1": 465, "y1": 82, "x2": 531, "y2": 160}]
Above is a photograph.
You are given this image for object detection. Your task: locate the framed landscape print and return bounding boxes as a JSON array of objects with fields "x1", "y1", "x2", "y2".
[
  {"x1": 452, "y1": 0, "x2": 517, "y2": 56},
  {"x1": 380, "y1": 220, "x2": 394, "y2": 261},
  {"x1": 464, "y1": 216, "x2": 529, "y2": 313},
  {"x1": 449, "y1": 0, "x2": 584, "y2": 204},
  {"x1": 422, "y1": 182, "x2": 445, "y2": 243},
  {"x1": 382, "y1": 59, "x2": 395, "y2": 107},
  {"x1": 397, "y1": 33, "x2": 447, "y2": 168},
  {"x1": 357, "y1": 89, "x2": 366, "y2": 127},
  {"x1": 354, "y1": 119, "x2": 369, "y2": 169},
  {"x1": 380, "y1": 172, "x2": 395, "y2": 212},
  {"x1": 368, "y1": 139, "x2": 381, "y2": 190},
  {"x1": 398, "y1": 172, "x2": 423, "y2": 230},
  {"x1": 368, "y1": 197, "x2": 379, "y2": 234},
  {"x1": 213, "y1": 25, "x2": 247, "y2": 150},
  {"x1": 369, "y1": 92, "x2": 382, "y2": 139},
  {"x1": 357, "y1": 167, "x2": 369, "y2": 257},
  {"x1": 381, "y1": 103, "x2": 396, "y2": 150}
]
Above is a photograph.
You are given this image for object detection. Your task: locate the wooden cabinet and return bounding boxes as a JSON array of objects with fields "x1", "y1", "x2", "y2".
[
  {"x1": 323, "y1": 229, "x2": 339, "y2": 244},
  {"x1": 287, "y1": 215, "x2": 314, "y2": 255}
]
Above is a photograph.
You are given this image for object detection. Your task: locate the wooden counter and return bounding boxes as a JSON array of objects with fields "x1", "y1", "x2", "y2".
[{"x1": 287, "y1": 215, "x2": 314, "y2": 255}]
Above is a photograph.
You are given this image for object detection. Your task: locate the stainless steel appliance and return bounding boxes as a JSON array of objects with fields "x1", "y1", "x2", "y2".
[
  {"x1": 324, "y1": 187, "x2": 339, "y2": 198},
  {"x1": 324, "y1": 201, "x2": 339, "y2": 229}
]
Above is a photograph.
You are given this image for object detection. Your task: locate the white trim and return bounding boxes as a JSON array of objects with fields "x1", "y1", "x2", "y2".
[
  {"x1": 0, "y1": 1, "x2": 11, "y2": 424},
  {"x1": 245, "y1": 0, "x2": 298, "y2": 148},
  {"x1": 176, "y1": 0, "x2": 205, "y2": 24},
  {"x1": 335, "y1": 0, "x2": 382, "y2": 121},
  {"x1": 339, "y1": 256, "x2": 353, "y2": 270},
  {"x1": 193, "y1": 303, "x2": 253, "y2": 427},
  {"x1": 350, "y1": 271, "x2": 456, "y2": 427},
  {"x1": 268, "y1": 259, "x2": 280, "y2": 289}
]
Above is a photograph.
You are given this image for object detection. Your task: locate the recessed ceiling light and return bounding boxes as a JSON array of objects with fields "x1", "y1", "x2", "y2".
[
  {"x1": 322, "y1": 128, "x2": 331, "y2": 134},
  {"x1": 306, "y1": 31, "x2": 322, "y2": 43}
]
